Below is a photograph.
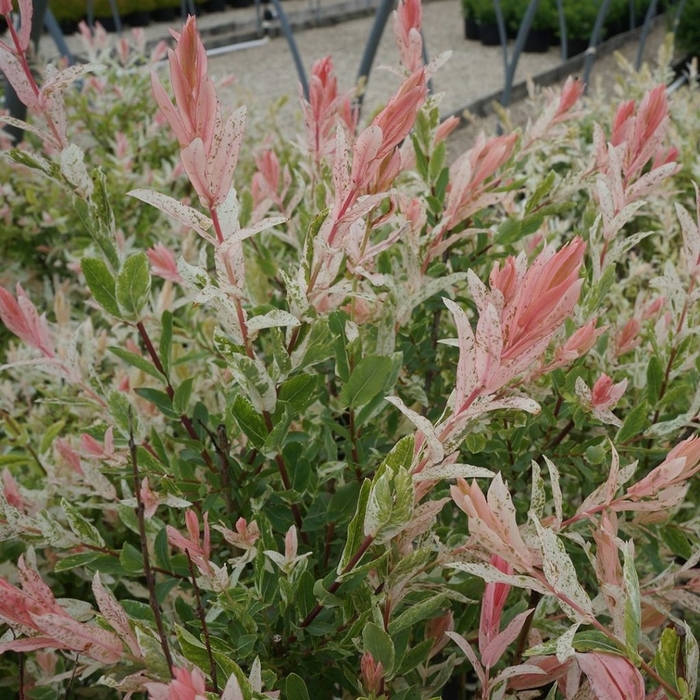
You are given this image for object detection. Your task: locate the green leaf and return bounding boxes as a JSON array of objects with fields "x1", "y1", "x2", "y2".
[
  {"x1": 262, "y1": 402, "x2": 294, "y2": 457},
  {"x1": 328, "y1": 311, "x2": 351, "y2": 382},
  {"x1": 616, "y1": 401, "x2": 649, "y2": 444},
  {"x1": 397, "y1": 639, "x2": 434, "y2": 676},
  {"x1": 39, "y1": 420, "x2": 66, "y2": 455},
  {"x1": 135, "y1": 388, "x2": 178, "y2": 420},
  {"x1": 107, "y1": 390, "x2": 134, "y2": 435},
  {"x1": 173, "y1": 377, "x2": 194, "y2": 415},
  {"x1": 363, "y1": 622, "x2": 395, "y2": 678},
  {"x1": 340, "y1": 355, "x2": 395, "y2": 408},
  {"x1": 525, "y1": 170, "x2": 556, "y2": 214},
  {"x1": 54, "y1": 552, "x2": 100, "y2": 572},
  {"x1": 660, "y1": 525, "x2": 693, "y2": 561},
  {"x1": 119, "y1": 542, "x2": 144, "y2": 573},
  {"x1": 61, "y1": 499, "x2": 105, "y2": 547},
  {"x1": 88, "y1": 168, "x2": 120, "y2": 268},
  {"x1": 285, "y1": 674, "x2": 311, "y2": 700},
  {"x1": 82, "y1": 257, "x2": 121, "y2": 317},
  {"x1": 494, "y1": 218, "x2": 521, "y2": 245},
  {"x1": 339, "y1": 479, "x2": 372, "y2": 572},
  {"x1": 428, "y1": 141, "x2": 446, "y2": 184},
  {"x1": 160, "y1": 310, "x2": 173, "y2": 377},
  {"x1": 279, "y1": 374, "x2": 319, "y2": 412},
  {"x1": 108, "y1": 346, "x2": 164, "y2": 382},
  {"x1": 295, "y1": 320, "x2": 335, "y2": 371},
  {"x1": 654, "y1": 626, "x2": 682, "y2": 696},
  {"x1": 270, "y1": 327, "x2": 292, "y2": 377},
  {"x1": 117, "y1": 252, "x2": 151, "y2": 321},
  {"x1": 364, "y1": 464, "x2": 414, "y2": 544},
  {"x1": 388, "y1": 594, "x2": 447, "y2": 635},
  {"x1": 622, "y1": 542, "x2": 641, "y2": 661},
  {"x1": 646, "y1": 355, "x2": 664, "y2": 404},
  {"x1": 231, "y1": 395, "x2": 268, "y2": 449}
]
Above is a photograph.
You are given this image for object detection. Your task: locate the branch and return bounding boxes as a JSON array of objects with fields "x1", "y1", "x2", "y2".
[{"x1": 129, "y1": 418, "x2": 174, "y2": 676}]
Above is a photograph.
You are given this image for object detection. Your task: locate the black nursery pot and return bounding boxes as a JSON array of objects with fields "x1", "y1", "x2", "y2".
[
  {"x1": 523, "y1": 27, "x2": 551, "y2": 52},
  {"x1": 94, "y1": 15, "x2": 119, "y2": 32},
  {"x1": 204, "y1": 0, "x2": 228, "y2": 11},
  {"x1": 151, "y1": 6, "x2": 177, "y2": 21},
  {"x1": 125, "y1": 10, "x2": 151, "y2": 26},
  {"x1": 464, "y1": 16, "x2": 480, "y2": 40},
  {"x1": 566, "y1": 37, "x2": 589, "y2": 57},
  {"x1": 479, "y1": 22, "x2": 501, "y2": 45}
]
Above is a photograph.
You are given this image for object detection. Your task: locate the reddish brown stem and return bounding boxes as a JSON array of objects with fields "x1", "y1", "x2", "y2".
[
  {"x1": 185, "y1": 550, "x2": 218, "y2": 693},
  {"x1": 299, "y1": 534, "x2": 375, "y2": 630},
  {"x1": 129, "y1": 426, "x2": 175, "y2": 676}
]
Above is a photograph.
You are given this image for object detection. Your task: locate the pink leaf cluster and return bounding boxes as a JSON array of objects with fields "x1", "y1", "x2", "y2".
[
  {"x1": 166, "y1": 510, "x2": 212, "y2": 575},
  {"x1": 0, "y1": 555, "x2": 124, "y2": 663},
  {"x1": 301, "y1": 56, "x2": 357, "y2": 167},
  {"x1": 151, "y1": 16, "x2": 246, "y2": 210},
  {"x1": 392, "y1": 0, "x2": 423, "y2": 73},
  {"x1": 446, "y1": 238, "x2": 586, "y2": 418},
  {"x1": 451, "y1": 474, "x2": 534, "y2": 571},
  {"x1": 146, "y1": 666, "x2": 208, "y2": 700},
  {"x1": 0, "y1": 283, "x2": 55, "y2": 358}
]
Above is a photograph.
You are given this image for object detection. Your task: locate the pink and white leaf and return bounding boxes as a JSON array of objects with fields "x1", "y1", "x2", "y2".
[
  {"x1": 128, "y1": 189, "x2": 214, "y2": 243},
  {"x1": 482, "y1": 608, "x2": 533, "y2": 667},
  {"x1": 445, "y1": 631, "x2": 486, "y2": 685},
  {"x1": 0, "y1": 50, "x2": 39, "y2": 109},
  {"x1": 443, "y1": 297, "x2": 479, "y2": 410},
  {"x1": 533, "y1": 518, "x2": 593, "y2": 621},
  {"x1": 448, "y1": 562, "x2": 549, "y2": 594},
  {"x1": 16, "y1": 0, "x2": 33, "y2": 51},
  {"x1": 384, "y1": 395, "x2": 444, "y2": 466},
  {"x1": 92, "y1": 573, "x2": 141, "y2": 658},
  {"x1": 575, "y1": 652, "x2": 645, "y2": 700},
  {"x1": 30, "y1": 612, "x2": 123, "y2": 664},
  {"x1": 413, "y1": 462, "x2": 494, "y2": 482}
]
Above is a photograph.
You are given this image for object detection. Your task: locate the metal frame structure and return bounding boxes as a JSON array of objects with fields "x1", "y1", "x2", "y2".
[{"x1": 2, "y1": 0, "x2": 685, "y2": 137}]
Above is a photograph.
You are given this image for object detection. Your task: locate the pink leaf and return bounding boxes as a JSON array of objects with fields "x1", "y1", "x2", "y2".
[
  {"x1": 92, "y1": 573, "x2": 142, "y2": 659},
  {"x1": 482, "y1": 609, "x2": 534, "y2": 667},
  {"x1": 31, "y1": 612, "x2": 123, "y2": 664}
]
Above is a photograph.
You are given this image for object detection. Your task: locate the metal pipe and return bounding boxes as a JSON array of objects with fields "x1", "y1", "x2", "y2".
[
  {"x1": 355, "y1": 0, "x2": 395, "y2": 113},
  {"x1": 554, "y1": 0, "x2": 567, "y2": 62},
  {"x1": 582, "y1": 0, "x2": 612, "y2": 89},
  {"x1": 269, "y1": 0, "x2": 310, "y2": 99},
  {"x1": 635, "y1": 0, "x2": 659, "y2": 70},
  {"x1": 501, "y1": 0, "x2": 541, "y2": 108}
]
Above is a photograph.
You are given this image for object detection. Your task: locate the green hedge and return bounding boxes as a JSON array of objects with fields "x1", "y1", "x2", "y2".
[{"x1": 53, "y1": 0, "x2": 182, "y2": 22}]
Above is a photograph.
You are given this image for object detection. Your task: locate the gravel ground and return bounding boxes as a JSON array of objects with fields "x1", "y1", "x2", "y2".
[{"x1": 39, "y1": 1, "x2": 671, "y2": 153}]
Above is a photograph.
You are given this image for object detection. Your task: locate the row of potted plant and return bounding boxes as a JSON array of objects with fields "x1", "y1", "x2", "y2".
[
  {"x1": 462, "y1": 0, "x2": 658, "y2": 53},
  {"x1": 52, "y1": 0, "x2": 253, "y2": 32}
]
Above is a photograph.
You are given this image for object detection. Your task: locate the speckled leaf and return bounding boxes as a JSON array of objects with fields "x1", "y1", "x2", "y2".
[
  {"x1": 533, "y1": 518, "x2": 592, "y2": 621},
  {"x1": 129, "y1": 188, "x2": 214, "y2": 243}
]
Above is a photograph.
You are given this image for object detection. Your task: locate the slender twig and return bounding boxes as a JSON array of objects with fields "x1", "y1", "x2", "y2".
[
  {"x1": 136, "y1": 321, "x2": 216, "y2": 472},
  {"x1": 262, "y1": 409, "x2": 309, "y2": 544},
  {"x1": 129, "y1": 419, "x2": 174, "y2": 676},
  {"x1": 185, "y1": 550, "x2": 218, "y2": 693},
  {"x1": 512, "y1": 590, "x2": 541, "y2": 665},
  {"x1": 298, "y1": 534, "x2": 375, "y2": 631},
  {"x1": 322, "y1": 522, "x2": 336, "y2": 568},
  {"x1": 64, "y1": 652, "x2": 80, "y2": 700},
  {"x1": 13, "y1": 632, "x2": 24, "y2": 700},
  {"x1": 198, "y1": 420, "x2": 236, "y2": 516}
]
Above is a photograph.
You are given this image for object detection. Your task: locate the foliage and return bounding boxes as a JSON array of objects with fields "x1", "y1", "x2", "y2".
[
  {"x1": 1, "y1": 1, "x2": 700, "y2": 699},
  {"x1": 507, "y1": 0, "x2": 558, "y2": 33},
  {"x1": 675, "y1": 0, "x2": 700, "y2": 56}
]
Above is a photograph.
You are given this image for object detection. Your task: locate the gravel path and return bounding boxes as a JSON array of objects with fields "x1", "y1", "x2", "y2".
[{"x1": 39, "y1": 1, "x2": 671, "y2": 147}]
